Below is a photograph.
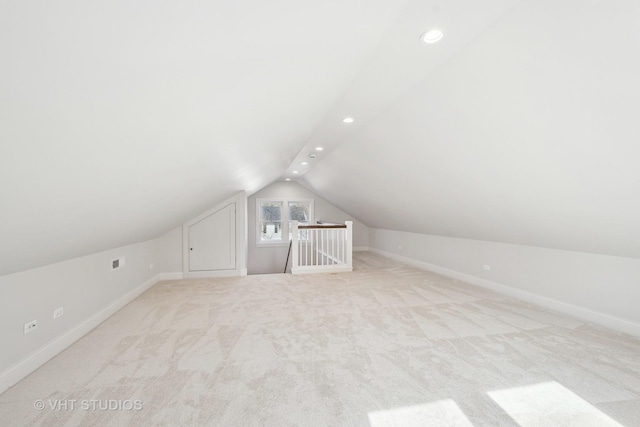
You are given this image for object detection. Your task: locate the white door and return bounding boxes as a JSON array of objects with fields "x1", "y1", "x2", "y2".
[{"x1": 188, "y1": 203, "x2": 236, "y2": 271}]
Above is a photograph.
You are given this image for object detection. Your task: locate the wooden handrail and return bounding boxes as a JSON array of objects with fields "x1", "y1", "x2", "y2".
[{"x1": 298, "y1": 224, "x2": 347, "y2": 229}]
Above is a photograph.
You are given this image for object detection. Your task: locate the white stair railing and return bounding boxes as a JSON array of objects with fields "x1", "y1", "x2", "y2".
[{"x1": 291, "y1": 221, "x2": 353, "y2": 274}]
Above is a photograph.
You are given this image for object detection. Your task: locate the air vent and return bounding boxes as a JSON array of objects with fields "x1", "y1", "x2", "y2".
[{"x1": 111, "y1": 256, "x2": 126, "y2": 271}]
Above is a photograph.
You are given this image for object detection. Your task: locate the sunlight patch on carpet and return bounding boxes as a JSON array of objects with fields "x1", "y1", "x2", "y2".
[
  {"x1": 368, "y1": 399, "x2": 473, "y2": 427},
  {"x1": 488, "y1": 381, "x2": 623, "y2": 427}
]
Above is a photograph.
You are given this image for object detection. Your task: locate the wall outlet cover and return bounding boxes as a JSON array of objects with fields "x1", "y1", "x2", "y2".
[
  {"x1": 24, "y1": 319, "x2": 38, "y2": 334},
  {"x1": 53, "y1": 307, "x2": 64, "y2": 319}
]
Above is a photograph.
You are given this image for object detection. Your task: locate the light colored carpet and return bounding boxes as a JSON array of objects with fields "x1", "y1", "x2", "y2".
[{"x1": 1, "y1": 252, "x2": 639, "y2": 426}]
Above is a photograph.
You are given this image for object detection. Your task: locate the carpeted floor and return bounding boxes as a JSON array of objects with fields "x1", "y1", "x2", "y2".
[{"x1": 1, "y1": 252, "x2": 639, "y2": 426}]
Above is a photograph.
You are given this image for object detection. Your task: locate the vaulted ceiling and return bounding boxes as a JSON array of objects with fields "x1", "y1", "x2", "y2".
[{"x1": 1, "y1": 0, "x2": 638, "y2": 275}]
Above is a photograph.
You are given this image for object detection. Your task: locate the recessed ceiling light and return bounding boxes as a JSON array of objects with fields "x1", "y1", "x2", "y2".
[
  {"x1": 342, "y1": 117, "x2": 354, "y2": 124},
  {"x1": 285, "y1": 178, "x2": 291, "y2": 181},
  {"x1": 421, "y1": 28, "x2": 444, "y2": 44},
  {"x1": 315, "y1": 147, "x2": 324, "y2": 151},
  {"x1": 301, "y1": 162, "x2": 308, "y2": 165},
  {"x1": 292, "y1": 171, "x2": 299, "y2": 174}
]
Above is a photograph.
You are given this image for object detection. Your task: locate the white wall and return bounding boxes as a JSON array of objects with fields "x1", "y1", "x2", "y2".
[
  {"x1": 0, "y1": 191, "x2": 248, "y2": 394},
  {"x1": 157, "y1": 226, "x2": 183, "y2": 274},
  {"x1": 0, "y1": 238, "x2": 161, "y2": 393},
  {"x1": 248, "y1": 181, "x2": 369, "y2": 274},
  {"x1": 370, "y1": 228, "x2": 640, "y2": 336}
]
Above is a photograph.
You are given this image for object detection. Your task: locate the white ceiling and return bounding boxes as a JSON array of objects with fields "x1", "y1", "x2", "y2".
[
  {"x1": 0, "y1": 0, "x2": 410, "y2": 275},
  {"x1": 302, "y1": 0, "x2": 640, "y2": 259},
  {"x1": 2, "y1": 0, "x2": 638, "y2": 275}
]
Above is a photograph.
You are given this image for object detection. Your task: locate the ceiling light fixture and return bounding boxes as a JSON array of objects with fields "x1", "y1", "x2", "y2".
[
  {"x1": 342, "y1": 117, "x2": 354, "y2": 124},
  {"x1": 421, "y1": 28, "x2": 444, "y2": 44},
  {"x1": 315, "y1": 147, "x2": 324, "y2": 151},
  {"x1": 285, "y1": 178, "x2": 291, "y2": 181},
  {"x1": 292, "y1": 171, "x2": 299, "y2": 174},
  {"x1": 301, "y1": 162, "x2": 308, "y2": 165}
]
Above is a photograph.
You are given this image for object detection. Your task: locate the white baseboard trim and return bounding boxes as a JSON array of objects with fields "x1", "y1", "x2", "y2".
[
  {"x1": 368, "y1": 247, "x2": 640, "y2": 338},
  {"x1": 0, "y1": 273, "x2": 162, "y2": 394},
  {"x1": 185, "y1": 269, "x2": 242, "y2": 279},
  {"x1": 353, "y1": 246, "x2": 369, "y2": 252},
  {"x1": 292, "y1": 266, "x2": 353, "y2": 275},
  {"x1": 158, "y1": 272, "x2": 184, "y2": 281}
]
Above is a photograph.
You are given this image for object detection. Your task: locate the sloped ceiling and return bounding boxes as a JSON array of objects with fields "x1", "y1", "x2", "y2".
[
  {"x1": 302, "y1": 0, "x2": 640, "y2": 259},
  {"x1": 1, "y1": 0, "x2": 411, "y2": 275},
  {"x1": 2, "y1": 1, "x2": 638, "y2": 276}
]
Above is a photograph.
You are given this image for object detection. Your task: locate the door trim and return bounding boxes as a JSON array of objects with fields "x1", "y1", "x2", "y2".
[{"x1": 181, "y1": 191, "x2": 247, "y2": 278}]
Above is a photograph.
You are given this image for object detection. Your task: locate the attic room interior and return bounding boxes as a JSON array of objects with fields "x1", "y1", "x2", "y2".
[{"x1": 1, "y1": 0, "x2": 639, "y2": 425}]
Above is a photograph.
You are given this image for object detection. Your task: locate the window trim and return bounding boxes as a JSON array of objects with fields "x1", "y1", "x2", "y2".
[{"x1": 256, "y1": 198, "x2": 314, "y2": 247}]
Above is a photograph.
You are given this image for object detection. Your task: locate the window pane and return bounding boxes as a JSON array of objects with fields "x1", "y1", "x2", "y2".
[
  {"x1": 260, "y1": 221, "x2": 282, "y2": 241},
  {"x1": 288, "y1": 202, "x2": 309, "y2": 223},
  {"x1": 289, "y1": 201, "x2": 311, "y2": 240},
  {"x1": 260, "y1": 202, "x2": 282, "y2": 221},
  {"x1": 260, "y1": 202, "x2": 283, "y2": 241}
]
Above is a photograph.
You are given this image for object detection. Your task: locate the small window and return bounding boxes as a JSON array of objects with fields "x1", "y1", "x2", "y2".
[
  {"x1": 259, "y1": 201, "x2": 283, "y2": 242},
  {"x1": 256, "y1": 198, "x2": 314, "y2": 246}
]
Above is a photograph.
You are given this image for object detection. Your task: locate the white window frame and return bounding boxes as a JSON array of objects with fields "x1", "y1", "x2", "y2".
[{"x1": 256, "y1": 198, "x2": 314, "y2": 246}]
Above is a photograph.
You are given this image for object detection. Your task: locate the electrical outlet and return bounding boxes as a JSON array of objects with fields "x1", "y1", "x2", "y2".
[
  {"x1": 24, "y1": 319, "x2": 38, "y2": 334},
  {"x1": 53, "y1": 307, "x2": 64, "y2": 319},
  {"x1": 483, "y1": 264, "x2": 491, "y2": 271}
]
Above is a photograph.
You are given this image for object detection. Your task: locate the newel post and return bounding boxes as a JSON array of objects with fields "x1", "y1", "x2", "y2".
[
  {"x1": 345, "y1": 221, "x2": 353, "y2": 269},
  {"x1": 291, "y1": 221, "x2": 298, "y2": 274}
]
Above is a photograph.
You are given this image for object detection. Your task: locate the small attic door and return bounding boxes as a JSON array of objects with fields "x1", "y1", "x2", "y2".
[{"x1": 188, "y1": 203, "x2": 236, "y2": 271}]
